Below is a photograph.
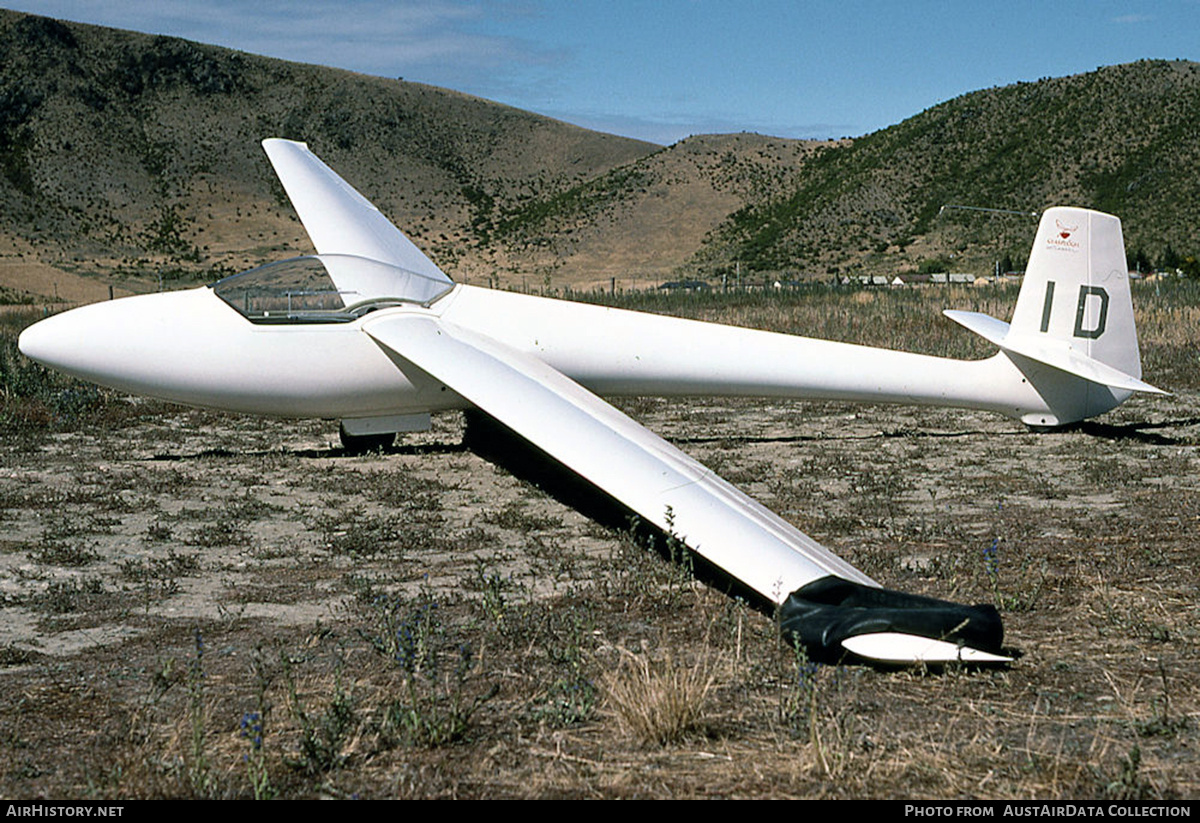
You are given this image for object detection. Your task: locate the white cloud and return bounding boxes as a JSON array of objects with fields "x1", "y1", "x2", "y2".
[{"x1": 1112, "y1": 14, "x2": 1153, "y2": 24}]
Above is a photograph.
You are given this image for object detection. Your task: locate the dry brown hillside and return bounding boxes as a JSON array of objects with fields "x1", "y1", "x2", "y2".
[
  {"x1": 487, "y1": 133, "x2": 840, "y2": 291},
  {"x1": 0, "y1": 10, "x2": 658, "y2": 298}
]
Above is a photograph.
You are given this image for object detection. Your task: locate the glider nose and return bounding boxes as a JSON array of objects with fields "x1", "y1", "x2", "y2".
[
  {"x1": 16, "y1": 288, "x2": 236, "y2": 393},
  {"x1": 18, "y1": 310, "x2": 80, "y2": 372},
  {"x1": 19, "y1": 297, "x2": 144, "y2": 380}
]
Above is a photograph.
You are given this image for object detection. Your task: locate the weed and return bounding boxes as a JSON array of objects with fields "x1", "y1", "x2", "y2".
[
  {"x1": 154, "y1": 550, "x2": 201, "y2": 577},
  {"x1": 601, "y1": 514, "x2": 697, "y2": 608},
  {"x1": 120, "y1": 551, "x2": 196, "y2": 583},
  {"x1": 0, "y1": 645, "x2": 39, "y2": 666},
  {"x1": 1099, "y1": 745, "x2": 1156, "y2": 800},
  {"x1": 119, "y1": 551, "x2": 196, "y2": 610},
  {"x1": 240, "y1": 647, "x2": 275, "y2": 799},
  {"x1": 779, "y1": 643, "x2": 822, "y2": 734},
  {"x1": 223, "y1": 490, "x2": 282, "y2": 521},
  {"x1": 483, "y1": 502, "x2": 561, "y2": 532},
  {"x1": 981, "y1": 533, "x2": 1046, "y2": 612},
  {"x1": 342, "y1": 571, "x2": 386, "y2": 605},
  {"x1": 281, "y1": 648, "x2": 357, "y2": 773},
  {"x1": 535, "y1": 675, "x2": 597, "y2": 728},
  {"x1": 363, "y1": 591, "x2": 496, "y2": 747},
  {"x1": 1137, "y1": 661, "x2": 1187, "y2": 738},
  {"x1": 32, "y1": 576, "x2": 105, "y2": 614},
  {"x1": 39, "y1": 514, "x2": 84, "y2": 542},
  {"x1": 238, "y1": 712, "x2": 269, "y2": 798},
  {"x1": 465, "y1": 558, "x2": 518, "y2": 629},
  {"x1": 661, "y1": 506, "x2": 696, "y2": 589},
  {"x1": 358, "y1": 470, "x2": 449, "y2": 509},
  {"x1": 1086, "y1": 580, "x2": 1174, "y2": 644},
  {"x1": 1083, "y1": 456, "x2": 1145, "y2": 488},
  {"x1": 30, "y1": 539, "x2": 99, "y2": 568},
  {"x1": 187, "y1": 518, "x2": 248, "y2": 548},
  {"x1": 315, "y1": 506, "x2": 406, "y2": 557},
  {"x1": 382, "y1": 643, "x2": 495, "y2": 747},
  {"x1": 186, "y1": 628, "x2": 214, "y2": 797},
  {"x1": 142, "y1": 468, "x2": 195, "y2": 496},
  {"x1": 530, "y1": 612, "x2": 596, "y2": 727}
]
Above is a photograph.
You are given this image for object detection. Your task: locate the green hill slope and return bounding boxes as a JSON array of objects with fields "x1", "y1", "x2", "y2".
[{"x1": 698, "y1": 60, "x2": 1200, "y2": 278}]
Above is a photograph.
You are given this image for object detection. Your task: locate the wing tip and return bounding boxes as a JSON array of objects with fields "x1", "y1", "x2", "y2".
[
  {"x1": 841, "y1": 632, "x2": 1013, "y2": 666},
  {"x1": 262, "y1": 136, "x2": 307, "y2": 149}
]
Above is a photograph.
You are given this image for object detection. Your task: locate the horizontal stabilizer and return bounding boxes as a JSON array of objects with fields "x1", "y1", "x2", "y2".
[{"x1": 944, "y1": 309, "x2": 1166, "y2": 395}]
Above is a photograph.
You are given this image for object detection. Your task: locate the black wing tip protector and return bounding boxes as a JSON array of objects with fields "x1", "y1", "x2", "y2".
[{"x1": 780, "y1": 576, "x2": 1007, "y2": 665}]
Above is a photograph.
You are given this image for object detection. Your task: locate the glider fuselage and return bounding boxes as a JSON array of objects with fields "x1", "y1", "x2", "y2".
[{"x1": 18, "y1": 280, "x2": 1125, "y2": 428}]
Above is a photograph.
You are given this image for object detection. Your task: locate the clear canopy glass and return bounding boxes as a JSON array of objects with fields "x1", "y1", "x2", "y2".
[{"x1": 211, "y1": 255, "x2": 453, "y2": 324}]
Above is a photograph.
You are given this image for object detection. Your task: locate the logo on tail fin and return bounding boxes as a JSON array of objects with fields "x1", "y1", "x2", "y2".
[{"x1": 1048, "y1": 219, "x2": 1082, "y2": 251}]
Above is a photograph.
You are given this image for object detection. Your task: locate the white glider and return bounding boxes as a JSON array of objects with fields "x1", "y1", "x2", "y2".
[{"x1": 18, "y1": 139, "x2": 1162, "y2": 665}]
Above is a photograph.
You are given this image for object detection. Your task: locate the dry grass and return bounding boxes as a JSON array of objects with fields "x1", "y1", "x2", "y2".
[{"x1": 601, "y1": 646, "x2": 718, "y2": 746}]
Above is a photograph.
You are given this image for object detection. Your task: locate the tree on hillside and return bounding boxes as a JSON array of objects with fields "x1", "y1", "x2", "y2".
[{"x1": 1160, "y1": 245, "x2": 1181, "y2": 271}]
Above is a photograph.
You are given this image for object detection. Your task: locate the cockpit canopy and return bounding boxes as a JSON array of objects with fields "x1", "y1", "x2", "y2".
[{"x1": 211, "y1": 254, "x2": 453, "y2": 324}]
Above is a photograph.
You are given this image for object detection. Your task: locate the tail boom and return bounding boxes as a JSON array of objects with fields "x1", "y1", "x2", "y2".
[
  {"x1": 442, "y1": 285, "x2": 1106, "y2": 424},
  {"x1": 442, "y1": 206, "x2": 1155, "y2": 429}
]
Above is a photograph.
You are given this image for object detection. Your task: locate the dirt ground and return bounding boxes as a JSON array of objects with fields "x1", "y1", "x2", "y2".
[{"x1": 1, "y1": 379, "x2": 1197, "y2": 798}]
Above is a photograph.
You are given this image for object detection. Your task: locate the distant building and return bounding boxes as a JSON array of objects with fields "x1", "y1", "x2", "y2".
[{"x1": 658, "y1": 279, "x2": 710, "y2": 292}]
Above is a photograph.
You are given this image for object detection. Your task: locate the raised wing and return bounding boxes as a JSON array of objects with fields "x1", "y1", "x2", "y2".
[
  {"x1": 262, "y1": 139, "x2": 451, "y2": 285},
  {"x1": 364, "y1": 313, "x2": 1008, "y2": 664}
]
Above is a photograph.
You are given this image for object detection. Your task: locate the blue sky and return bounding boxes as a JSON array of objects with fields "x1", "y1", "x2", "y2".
[{"x1": 6, "y1": 1, "x2": 1199, "y2": 144}]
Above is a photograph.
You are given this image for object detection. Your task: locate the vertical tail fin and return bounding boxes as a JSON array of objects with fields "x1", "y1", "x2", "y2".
[
  {"x1": 944, "y1": 207, "x2": 1163, "y2": 426},
  {"x1": 1010, "y1": 207, "x2": 1142, "y2": 379}
]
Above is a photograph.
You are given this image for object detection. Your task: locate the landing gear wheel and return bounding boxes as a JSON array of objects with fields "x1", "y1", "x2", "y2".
[{"x1": 338, "y1": 424, "x2": 395, "y2": 454}]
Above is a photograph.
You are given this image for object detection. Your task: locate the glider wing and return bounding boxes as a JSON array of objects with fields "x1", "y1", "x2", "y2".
[
  {"x1": 364, "y1": 313, "x2": 1008, "y2": 664},
  {"x1": 261, "y1": 139, "x2": 451, "y2": 285},
  {"x1": 362, "y1": 312, "x2": 877, "y2": 603}
]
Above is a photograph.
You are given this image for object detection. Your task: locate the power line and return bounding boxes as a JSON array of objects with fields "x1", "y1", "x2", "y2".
[{"x1": 939, "y1": 204, "x2": 1039, "y2": 218}]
